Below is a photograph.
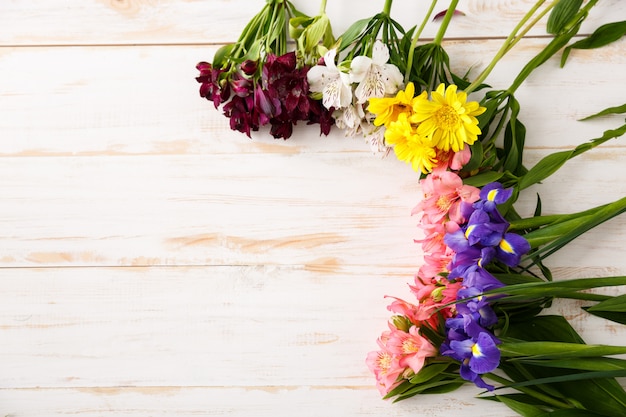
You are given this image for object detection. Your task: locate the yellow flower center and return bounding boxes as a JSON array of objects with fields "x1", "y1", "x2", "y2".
[
  {"x1": 499, "y1": 238, "x2": 514, "y2": 254},
  {"x1": 435, "y1": 104, "x2": 460, "y2": 130},
  {"x1": 378, "y1": 352, "x2": 392, "y2": 372},
  {"x1": 436, "y1": 195, "x2": 453, "y2": 212},
  {"x1": 471, "y1": 343, "x2": 482, "y2": 357},
  {"x1": 402, "y1": 338, "x2": 419, "y2": 354}
]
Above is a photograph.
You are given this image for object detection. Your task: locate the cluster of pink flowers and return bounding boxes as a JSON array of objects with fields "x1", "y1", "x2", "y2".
[{"x1": 366, "y1": 148, "x2": 480, "y2": 395}]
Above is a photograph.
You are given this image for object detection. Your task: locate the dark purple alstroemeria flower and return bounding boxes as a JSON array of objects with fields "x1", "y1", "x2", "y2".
[
  {"x1": 254, "y1": 83, "x2": 281, "y2": 125},
  {"x1": 230, "y1": 72, "x2": 253, "y2": 98},
  {"x1": 260, "y1": 51, "x2": 335, "y2": 139},
  {"x1": 240, "y1": 59, "x2": 258, "y2": 76},
  {"x1": 307, "y1": 98, "x2": 335, "y2": 136},
  {"x1": 196, "y1": 61, "x2": 231, "y2": 108},
  {"x1": 223, "y1": 94, "x2": 260, "y2": 138}
]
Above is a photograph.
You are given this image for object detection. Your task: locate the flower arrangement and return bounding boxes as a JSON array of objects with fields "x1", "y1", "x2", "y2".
[{"x1": 196, "y1": 0, "x2": 626, "y2": 415}]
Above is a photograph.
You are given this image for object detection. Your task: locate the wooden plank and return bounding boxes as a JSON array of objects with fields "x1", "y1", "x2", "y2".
[
  {"x1": 0, "y1": 150, "x2": 624, "y2": 268},
  {"x1": 0, "y1": 386, "x2": 520, "y2": 417},
  {"x1": 1, "y1": 266, "x2": 622, "y2": 390},
  {"x1": 1, "y1": 0, "x2": 624, "y2": 46},
  {"x1": 0, "y1": 40, "x2": 624, "y2": 158}
]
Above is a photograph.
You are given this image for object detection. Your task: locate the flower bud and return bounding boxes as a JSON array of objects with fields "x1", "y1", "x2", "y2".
[{"x1": 240, "y1": 59, "x2": 258, "y2": 76}]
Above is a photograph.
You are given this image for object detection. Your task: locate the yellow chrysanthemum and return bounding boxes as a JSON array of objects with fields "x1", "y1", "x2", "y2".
[
  {"x1": 411, "y1": 83, "x2": 486, "y2": 153},
  {"x1": 368, "y1": 82, "x2": 417, "y2": 128},
  {"x1": 384, "y1": 112, "x2": 438, "y2": 174}
]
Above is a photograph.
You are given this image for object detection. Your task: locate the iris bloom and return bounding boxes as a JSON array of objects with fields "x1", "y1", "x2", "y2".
[
  {"x1": 447, "y1": 332, "x2": 500, "y2": 391},
  {"x1": 350, "y1": 40, "x2": 403, "y2": 103},
  {"x1": 496, "y1": 232, "x2": 531, "y2": 266},
  {"x1": 462, "y1": 209, "x2": 509, "y2": 247},
  {"x1": 412, "y1": 83, "x2": 486, "y2": 152},
  {"x1": 475, "y1": 182, "x2": 513, "y2": 213},
  {"x1": 307, "y1": 49, "x2": 353, "y2": 110},
  {"x1": 447, "y1": 247, "x2": 505, "y2": 292}
]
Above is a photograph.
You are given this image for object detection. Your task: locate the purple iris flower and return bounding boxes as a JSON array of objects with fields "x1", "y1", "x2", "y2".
[
  {"x1": 495, "y1": 232, "x2": 531, "y2": 267},
  {"x1": 480, "y1": 182, "x2": 513, "y2": 207},
  {"x1": 463, "y1": 209, "x2": 509, "y2": 247},
  {"x1": 448, "y1": 247, "x2": 505, "y2": 292},
  {"x1": 443, "y1": 331, "x2": 500, "y2": 391},
  {"x1": 456, "y1": 288, "x2": 499, "y2": 327}
]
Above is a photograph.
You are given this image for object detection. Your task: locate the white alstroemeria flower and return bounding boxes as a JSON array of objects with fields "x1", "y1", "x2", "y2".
[
  {"x1": 307, "y1": 49, "x2": 352, "y2": 110},
  {"x1": 350, "y1": 40, "x2": 404, "y2": 103},
  {"x1": 365, "y1": 127, "x2": 392, "y2": 157}
]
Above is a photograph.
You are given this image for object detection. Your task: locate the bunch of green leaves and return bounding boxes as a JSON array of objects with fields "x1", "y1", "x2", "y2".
[
  {"x1": 334, "y1": 0, "x2": 411, "y2": 73},
  {"x1": 289, "y1": 0, "x2": 335, "y2": 66},
  {"x1": 211, "y1": 0, "x2": 304, "y2": 71}
]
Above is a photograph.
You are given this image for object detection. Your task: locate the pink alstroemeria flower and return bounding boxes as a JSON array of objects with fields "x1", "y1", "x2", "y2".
[
  {"x1": 366, "y1": 325, "x2": 406, "y2": 395},
  {"x1": 386, "y1": 326, "x2": 438, "y2": 374},
  {"x1": 413, "y1": 170, "x2": 480, "y2": 225}
]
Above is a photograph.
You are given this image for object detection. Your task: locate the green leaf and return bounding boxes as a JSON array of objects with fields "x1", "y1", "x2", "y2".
[
  {"x1": 462, "y1": 170, "x2": 504, "y2": 187},
  {"x1": 515, "y1": 120, "x2": 626, "y2": 191},
  {"x1": 485, "y1": 276, "x2": 626, "y2": 301},
  {"x1": 337, "y1": 17, "x2": 371, "y2": 51},
  {"x1": 547, "y1": 0, "x2": 583, "y2": 34},
  {"x1": 289, "y1": 15, "x2": 313, "y2": 40},
  {"x1": 502, "y1": 96, "x2": 527, "y2": 176},
  {"x1": 393, "y1": 379, "x2": 465, "y2": 401},
  {"x1": 495, "y1": 395, "x2": 548, "y2": 417},
  {"x1": 496, "y1": 370, "x2": 626, "y2": 389},
  {"x1": 579, "y1": 103, "x2": 626, "y2": 121},
  {"x1": 537, "y1": 410, "x2": 610, "y2": 417},
  {"x1": 523, "y1": 196, "x2": 626, "y2": 263},
  {"x1": 503, "y1": 315, "x2": 584, "y2": 343},
  {"x1": 212, "y1": 43, "x2": 236, "y2": 68},
  {"x1": 587, "y1": 293, "x2": 626, "y2": 313},
  {"x1": 583, "y1": 308, "x2": 626, "y2": 325},
  {"x1": 519, "y1": 357, "x2": 626, "y2": 372},
  {"x1": 561, "y1": 21, "x2": 626, "y2": 66},
  {"x1": 409, "y1": 363, "x2": 449, "y2": 384},
  {"x1": 500, "y1": 342, "x2": 626, "y2": 360}
]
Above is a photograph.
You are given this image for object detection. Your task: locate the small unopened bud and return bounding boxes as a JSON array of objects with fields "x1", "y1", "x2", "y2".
[{"x1": 240, "y1": 59, "x2": 258, "y2": 76}]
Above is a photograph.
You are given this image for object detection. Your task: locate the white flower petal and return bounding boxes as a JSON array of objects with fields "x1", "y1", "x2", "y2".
[
  {"x1": 323, "y1": 48, "x2": 338, "y2": 71},
  {"x1": 381, "y1": 63, "x2": 404, "y2": 94},
  {"x1": 354, "y1": 68, "x2": 385, "y2": 103},
  {"x1": 349, "y1": 55, "x2": 372, "y2": 83},
  {"x1": 371, "y1": 40, "x2": 390, "y2": 65},
  {"x1": 307, "y1": 65, "x2": 335, "y2": 92}
]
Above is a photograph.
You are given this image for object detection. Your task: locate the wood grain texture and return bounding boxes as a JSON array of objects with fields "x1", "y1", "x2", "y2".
[
  {"x1": 1, "y1": 0, "x2": 625, "y2": 45},
  {"x1": 0, "y1": 0, "x2": 625, "y2": 416}
]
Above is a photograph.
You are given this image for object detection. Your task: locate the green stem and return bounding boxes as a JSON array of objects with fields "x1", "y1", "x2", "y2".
[
  {"x1": 382, "y1": 0, "x2": 393, "y2": 15},
  {"x1": 433, "y1": 0, "x2": 459, "y2": 45},
  {"x1": 465, "y1": 0, "x2": 551, "y2": 93},
  {"x1": 484, "y1": 373, "x2": 575, "y2": 409},
  {"x1": 404, "y1": 0, "x2": 439, "y2": 83},
  {"x1": 318, "y1": 0, "x2": 327, "y2": 14},
  {"x1": 509, "y1": 199, "x2": 621, "y2": 231},
  {"x1": 507, "y1": 0, "x2": 598, "y2": 93}
]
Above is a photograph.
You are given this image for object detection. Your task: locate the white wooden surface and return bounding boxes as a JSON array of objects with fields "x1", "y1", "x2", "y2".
[{"x1": 1, "y1": 1, "x2": 625, "y2": 415}]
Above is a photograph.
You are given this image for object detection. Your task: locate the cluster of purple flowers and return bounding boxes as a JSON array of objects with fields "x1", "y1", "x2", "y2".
[
  {"x1": 196, "y1": 52, "x2": 334, "y2": 139},
  {"x1": 440, "y1": 182, "x2": 531, "y2": 390}
]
